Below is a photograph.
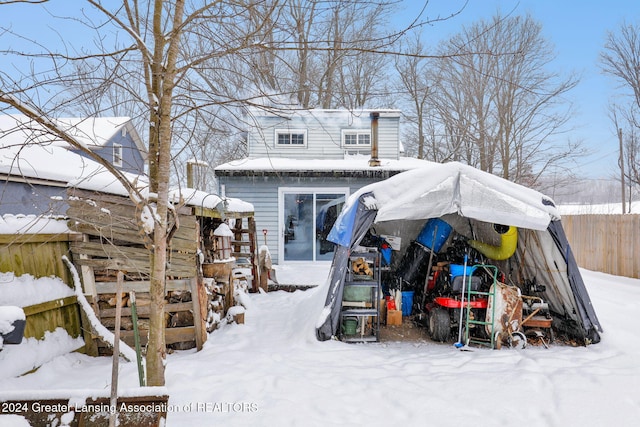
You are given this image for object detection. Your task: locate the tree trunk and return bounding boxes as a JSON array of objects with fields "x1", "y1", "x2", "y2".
[{"x1": 145, "y1": 0, "x2": 185, "y2": 387}]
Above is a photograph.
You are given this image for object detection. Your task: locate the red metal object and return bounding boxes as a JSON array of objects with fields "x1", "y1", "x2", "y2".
[{"x1": 433, "y1": 296, "x2": 488, "y2": 309}]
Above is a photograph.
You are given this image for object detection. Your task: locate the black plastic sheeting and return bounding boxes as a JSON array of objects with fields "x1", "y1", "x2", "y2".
[
  {"x1": 395, "y1": 241, "x2": 433, "y2": 290},
  {"x1": 547, "y1": 220, "x2": 603, "y2": 343},
  {"x1": 316, "y1": 193, "x2": 377, "y2": 341}
]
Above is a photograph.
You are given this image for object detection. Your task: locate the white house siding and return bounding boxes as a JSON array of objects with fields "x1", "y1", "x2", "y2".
[
  {"x1": 247, "y1": 110, "x2": 400, "y2": 160},
  {"x1": 218, "y1": 173, "x2": 392, "y2": 264}
]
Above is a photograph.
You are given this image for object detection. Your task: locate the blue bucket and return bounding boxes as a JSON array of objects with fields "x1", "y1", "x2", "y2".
[
  {"x1": 401, "y1": 291, "x2": 414, "y2": 316},
  {"x1": 416, "y1": 218, "x2": 452, "y2": 252},
  {"x1": 450, "y1": 264, "x2": 477, "y2": 279}
]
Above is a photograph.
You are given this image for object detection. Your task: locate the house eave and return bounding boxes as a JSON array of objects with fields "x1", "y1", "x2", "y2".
[{"x1": 214, "y1": 168, "x2": 408, "y2": 179}]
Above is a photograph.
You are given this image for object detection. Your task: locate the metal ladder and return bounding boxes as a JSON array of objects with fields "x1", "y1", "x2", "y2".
[{"x1": 463, "y1": 265, "x2": 498, "y2": 349}]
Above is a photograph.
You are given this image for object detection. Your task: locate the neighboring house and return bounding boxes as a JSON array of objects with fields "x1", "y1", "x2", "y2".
[
  {"x1": 215, "y1": 108, "x2": 431, "y2": 264},
  {"x1": 0, "y1": 115, "x2": 146, "y2": 216}
]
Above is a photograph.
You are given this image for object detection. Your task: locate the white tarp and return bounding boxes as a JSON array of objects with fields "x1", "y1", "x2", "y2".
[{"x1": 349, "y1": 161, "x2": 559, "y2": 230}]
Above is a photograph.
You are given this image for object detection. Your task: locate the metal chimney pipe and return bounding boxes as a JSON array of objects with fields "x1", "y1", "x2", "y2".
[{"x1": 369, "y1": 112, "x2": 381, "y2": 167}]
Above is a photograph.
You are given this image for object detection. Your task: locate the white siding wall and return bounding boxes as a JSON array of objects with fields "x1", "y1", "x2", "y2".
[
  {"x1": 247, "y1": 110, "x2": 400, "y2": 160},
  {"x1": 220, "y1": 175, "x2": 383, "y2": 264}
]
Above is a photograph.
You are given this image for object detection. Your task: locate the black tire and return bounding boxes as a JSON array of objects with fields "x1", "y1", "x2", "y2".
[{"x1": 429, "y1": 307, "x2": 451, "y2": 342}]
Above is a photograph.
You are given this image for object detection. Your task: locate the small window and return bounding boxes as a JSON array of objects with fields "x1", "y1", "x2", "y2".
[
  {"x1": 343, "y1": 130, "x2": 371, "y2": 147},
  {"x1": 276, "y1": 129, "x2": 307, "y2": 147},
  {"x1": 113, "y1": 143, "x2": 123, "y2": 167}
]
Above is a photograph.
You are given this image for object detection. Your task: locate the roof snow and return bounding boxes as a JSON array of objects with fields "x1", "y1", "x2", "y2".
[
  {"x1": 215, "y1": 155, "x2": 431, "y2": 173},
  {"x1": 168, "y1": 188, "x2": 254, "y2": 213}
]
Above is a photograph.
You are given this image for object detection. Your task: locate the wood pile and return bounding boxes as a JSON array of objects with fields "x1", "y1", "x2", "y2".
[{"x1": 66, "y1": 188, "x2": 205, "y2": 354}]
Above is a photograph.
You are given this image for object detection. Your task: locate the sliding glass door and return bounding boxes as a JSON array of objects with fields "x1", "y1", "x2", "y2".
[{"x1": 280, "y1": 188, "x2": 348, "y2": 262}]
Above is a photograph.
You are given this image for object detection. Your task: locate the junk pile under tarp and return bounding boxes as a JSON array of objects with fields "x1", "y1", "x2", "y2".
[{"x1": 316, "y1": 162, "x2": 602, "y2": 348}]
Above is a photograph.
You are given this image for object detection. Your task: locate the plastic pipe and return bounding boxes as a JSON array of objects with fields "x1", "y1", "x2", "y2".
[{"x1": 468, "y1": 226, "x2": 518, "y2": 261}]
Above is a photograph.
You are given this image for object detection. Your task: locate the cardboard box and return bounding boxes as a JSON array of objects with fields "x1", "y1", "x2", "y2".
[
  {"x1": 379, "y1": 299, "x2": 387, "y2": 324},
  {"x1": 387, "y1": 309, "x2": 402, "y2": 326}
]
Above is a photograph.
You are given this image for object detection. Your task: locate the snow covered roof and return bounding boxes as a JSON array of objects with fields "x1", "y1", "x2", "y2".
[
  {"x1": 0, "y1": 215, "x2": 71, "y2": 234},
  {"x1": 0, "y1": 131, "x2": 147, "y2": 198},
  {"x1": 0, "y1": 114, "x2": 148, "y2": 197},
  {"x1": 0, "y1": 114, "x2": 144, "y2": 154},
  {"x1": 245, "y1": 107, "x2": 401, "y2": 120},
  {"x1": 349, "y1": 161, "x2": 560, "y2": 231},
  {"x1": 215, "y1": 155, "x2": 431, "y2": 174},
  {"x1": 168, "y1": 188, "x2": 254, "y2": 214},
  {"x1": 1, "y1": 131, "x2": 119, "y2": 185}
]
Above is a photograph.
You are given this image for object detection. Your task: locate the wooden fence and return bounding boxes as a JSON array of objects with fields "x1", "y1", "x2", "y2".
[
  {"x1": 0, "y1": 233, "x2": 77, "y2": 285},
  {"x1": 562, "y1": 214, "x2": 640, "y2": 279},
  {"x1": 1, "y1": 233, "x2": 88, "y2": 353}
]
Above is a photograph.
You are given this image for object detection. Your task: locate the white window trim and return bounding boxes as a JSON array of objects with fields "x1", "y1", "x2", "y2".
[
  {"x1": 275, "y1": 128, "x2": 307, "y2": 147},
  {"x1": 113, "y1": 143, "x2": 123, "y2": 167},
  {"x1": 341, "y1": 129, "x2": 371, "y2": 147}
]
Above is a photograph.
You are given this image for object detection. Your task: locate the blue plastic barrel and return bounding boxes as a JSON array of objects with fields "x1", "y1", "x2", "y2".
[
  {"x1": 416, "y1": 218, "x2": 452, "y2": 252},
  {"x1": 401, "y1": 291, "x2": 414, "y2": 316}
]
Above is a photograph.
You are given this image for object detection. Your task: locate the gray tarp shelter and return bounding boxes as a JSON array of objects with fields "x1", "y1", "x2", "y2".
[{"x1": 316, "y1": 162, "x2": 602, "y2": 344}]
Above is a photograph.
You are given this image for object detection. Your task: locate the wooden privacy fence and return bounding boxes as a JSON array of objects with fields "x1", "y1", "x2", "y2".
[
  {"x1": 562, "y1": 214, "x2": 640, "y2": 279},
  {"x1": 0, "y1": 233, "x2": 76, "y2": 285},
  {"x1": 22, "y1": 295, "x2": 84, "y2": 343},
  {"x1": 0, "y1": 233, "x2": 87, "y2": 353}
]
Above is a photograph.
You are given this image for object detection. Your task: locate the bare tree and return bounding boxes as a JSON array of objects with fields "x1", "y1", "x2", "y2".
[
  {"x1": 394, "y1": 34, "x2": 432, "y2": 159},
  {"x1": 601, "y1": 22, "x2": 640, "y2": 198},
  {"x1": 264, "y1": 0, "x2": 397, "y2": 109},
  {"x1": 0, "y1": 0, "x2": 285, "y2": 387},
  {"x1": 1, "y1": 0, "x2": 450, "y2": 386},
  {"x1": 608, "y1": 104, "x2": 640, "y2": 211},
  {"x1": 428, "y1": 13, "x2": 581, "y2": 185}
]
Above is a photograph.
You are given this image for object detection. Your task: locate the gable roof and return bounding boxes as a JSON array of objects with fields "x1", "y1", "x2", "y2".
[
  {"x1": 0, "y1": 114, "x2": 146, "y2": 159},
  {"x1": 0, "y1": 114, "x2": 145, "y2": 194}
]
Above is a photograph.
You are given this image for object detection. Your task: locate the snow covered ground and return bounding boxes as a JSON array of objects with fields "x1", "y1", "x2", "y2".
[{"x1": 1, "y1": 264, "x2": 639, "y2": 426}]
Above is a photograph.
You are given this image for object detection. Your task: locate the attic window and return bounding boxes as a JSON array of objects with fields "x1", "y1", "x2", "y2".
[
  {"x1": 276, "y1": 129, "x2": 307, "y2": 147},
  {"x1": 113, "y1": 143, "x2": 123, "y2": 167},
  {"x1": 343, "y1": 130, "x2": 370, "y2": 147}
]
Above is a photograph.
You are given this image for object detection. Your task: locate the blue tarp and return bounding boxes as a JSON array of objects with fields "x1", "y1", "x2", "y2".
[{"x1": 326, "y1": 196, "x2": 361, "y2": 247}]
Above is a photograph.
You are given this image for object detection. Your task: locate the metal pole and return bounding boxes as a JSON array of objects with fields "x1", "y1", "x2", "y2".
[
  {"x1": 618, "y1": 128, "x2": 627, "y2": 214},
  {"x1": 130, "y1": 290, "x2": 146, "y2": 387},
  {"x1": 109, "y1": 271, "x2": 124, "y2": 427}
]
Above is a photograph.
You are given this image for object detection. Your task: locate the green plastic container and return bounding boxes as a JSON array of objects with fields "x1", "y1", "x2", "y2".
[
  {"x1": 342, "y1": 318, "x2": 358, "y2": 335},
  {"x1": 343, "y1": 286, "x2": 372, "y2": 302}
]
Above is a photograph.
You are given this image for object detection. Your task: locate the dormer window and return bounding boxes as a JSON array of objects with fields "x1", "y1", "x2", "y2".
[
  {"x1": 113, "y1": 143, "x2": 123, "y2": 167},
  {"x1": 276, "y1": 129, "x2": 307, "y2": 147},
  {"x1": 343, "y1": 130, "x2": 371, "y2": 147}
]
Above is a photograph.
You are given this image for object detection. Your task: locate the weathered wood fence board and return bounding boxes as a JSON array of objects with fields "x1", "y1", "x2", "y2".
[
  {"x1": 67, "y1": 189, "x2": 198, "y2": 278},
  {"x1": 1, "y1": 234, "x2": 88, "y2": 353},
  {"x1": 22, "y1": 295, "x2": 83, "y2": 343},
  {"x1": 66, "y1": 188, "x2": 205, "y2": 353},
  {"x1": 562, "y1": 214, "x2": 640, "y2": 279},
  {"x1": 0, "y1": 233, "x2": 80, "y2": 284}
]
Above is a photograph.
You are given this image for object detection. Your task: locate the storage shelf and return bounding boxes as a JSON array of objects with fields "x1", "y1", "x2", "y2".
[
  {"x1": 345, "y1": 281, "x2": 379, "y2": 287},
  {"x1": 340, "y1": 249, "x2": 381, "y2": 343},
  {"x1": 342, "y1": 335, "x2": 378, "y2": 343},
  {"x1": 341, "y1": 308, "x2": 379, "y2": 316}
]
